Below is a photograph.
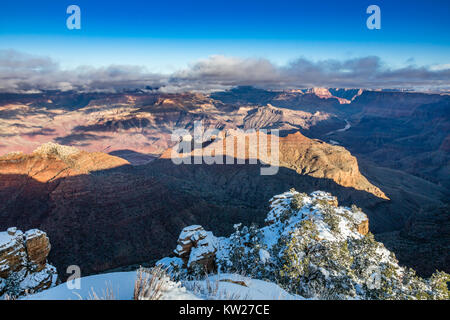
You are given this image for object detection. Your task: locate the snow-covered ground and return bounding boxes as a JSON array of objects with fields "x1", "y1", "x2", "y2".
[
  {"x1": 184, "y1": 274, "x2": 303, "y2": 300},
  {"x1": 23, "y1": 271, "x2": 198, "y2": 300},
  {"x1": 23, "y1": 271, "x2": 301, "y2": 300},
  {"x1": 23, "y1": 272, "x2": 137, "y2": 300}
]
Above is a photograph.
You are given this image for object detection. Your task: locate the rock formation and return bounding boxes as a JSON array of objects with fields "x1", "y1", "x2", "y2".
[
  {"x1": 0, "y1": 228, "x2": 58, "y2": 298},
  {"x1": 158, "y1": 190, "x2": 449, "y2": 300},
  {"x1": 163, "y1": 129, "x2": 388, "y2": 200},
  {"x1": 174, "y1": 225, "x2": 217, "y2": 272},
  {"x1": 0, "y1": 142, "x2": 129, "y2": 183}
]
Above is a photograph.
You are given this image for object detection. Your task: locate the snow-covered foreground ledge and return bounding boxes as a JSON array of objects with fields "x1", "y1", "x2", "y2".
[{"x1": 24, "y1": 271, "x2": 302, "y2": 300}]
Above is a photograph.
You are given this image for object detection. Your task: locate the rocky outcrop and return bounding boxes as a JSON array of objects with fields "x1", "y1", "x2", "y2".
[
  {"x1": 158, "y1": 190, "x2": 450, "y2": 300},
  {"x1": 242, "y1": 104, "x2": 334, "y2": 132},
  {"x1": 310, "y1": 190, "x2": 339, "y2": 207},
  {"x1": 174, "y1": 225, "x2": 217, "y2": 272},
  {"x1": 0, "y1": 143, "x2": 129, "y2": 185},
  {"x1": 24, "y1": 230, "x2": 52, "y2": 271},
  {"x1": 278, "y1": 132, "x2": 388, "y2": 200},
  {"x1": 308, "y1": 87, "x2": 351, "y2": 104},
  {"x1": 266, "y1": 191, "x2": 368, "y2": 236},
  {"x1": 356, "y1": 220, "x2": 369, "y2": 236},
  {"x1": 0, "y1": 228, "x2": 57, "y2": 298}
]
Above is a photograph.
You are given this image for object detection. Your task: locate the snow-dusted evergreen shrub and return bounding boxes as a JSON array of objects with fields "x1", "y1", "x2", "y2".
[
  {"x1": 217, "y1": 223, "x2": 271, "y2": 279},
  {"x1": 158, "y1": 190, "x2": 450, "y2": 300}
]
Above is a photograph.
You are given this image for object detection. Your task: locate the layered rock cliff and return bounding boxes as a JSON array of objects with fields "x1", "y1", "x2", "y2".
[
  {"x1": 163, "y1": 130, "x2": 388, "y2": 199},
  {"x1": 0, "y1": 228, "x2": 57, "y2": 298}
]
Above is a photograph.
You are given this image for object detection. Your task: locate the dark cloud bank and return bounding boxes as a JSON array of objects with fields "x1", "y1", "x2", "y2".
[{"x1": 0, "y1": 49, "x2": 449, "y2": 93}]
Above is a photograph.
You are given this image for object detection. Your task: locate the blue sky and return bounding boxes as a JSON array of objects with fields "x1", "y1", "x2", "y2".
[{"x1": 0, "y1": 0, "x2": 449, "y2": 73}]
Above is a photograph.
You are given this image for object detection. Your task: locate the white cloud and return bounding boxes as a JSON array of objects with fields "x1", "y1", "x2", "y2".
[{"x1": 0, "y1": 50, "x2": 449, "y2": 93}]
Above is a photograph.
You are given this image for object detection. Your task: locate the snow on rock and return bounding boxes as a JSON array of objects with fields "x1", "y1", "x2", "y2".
[
  {"x1": 258, "y1": 249, "x2": 271, "y2": 264},
  {"x1": 158, "y1": 189, "x2": 450, "y2": 300},
  {"x1": 33, "y1": 142, "x2": 80, "y2": 159},
  {"x1": 157, "y1": 257, "x2": 184, "y2": 273},
  {"x1": 173, "y1": 225, "x2": 218, "y2": 272},
  {"x1": 0, "y1": 227, "x2": 58, "y2": 298}
]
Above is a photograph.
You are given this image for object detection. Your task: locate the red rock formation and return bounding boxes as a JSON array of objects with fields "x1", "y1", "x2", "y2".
[
  {"x1": 0, "y1": 142, "x2": 129, "y2": 183},
  {"x1": 163, "y1": 130, "x2": 388, "y2": 200},
  {"x1": 278, "y1": 132, "x2": 388, "y2": 200}
]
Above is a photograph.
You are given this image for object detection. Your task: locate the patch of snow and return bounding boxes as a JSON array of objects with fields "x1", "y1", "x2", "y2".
[
  {"x1": 0, "y1": 232, "x2": 14, "y2": 248},
  {"x1": 0, "y1": 229, "x2": 23, "y2": 250},
  {"x1": 258, "y1": 249, "x2": 271, "y2": 264},
  {"x1": 349, "y1": 210, "x2": 367, "y2": 224},
  {"x1": 24, "y1": 270, "x2": 296, "y2": 301},
  {"x1": 19, "y1": 265, "x2": 57, "y2": 292},
  {"x1": 33, "y1": 142, "x2": 80, "y2": 158},
  {"x1": 24, "y1": 229, "x2": 46, "y2": 241},
  {"x1": 185, "y1": 274, "x2": 304, "y2": 300},
  {"x1": 24, "y1": 271, "x2": 198, "y2": 300},
  {"x1": 178, "y1": 225, "x2": 203, "y2": 241},
  {"x1": 188, "y1": 232, "x2": 218, "y2": 268},
  {"x1": 156, "y1": 257, "x2": 184, "y2": 272}
]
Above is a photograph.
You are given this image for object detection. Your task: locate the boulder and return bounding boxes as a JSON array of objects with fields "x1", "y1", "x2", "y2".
[
  {"x1": 174, "y1": 225, "x2": 205, "y2": 263},
  {"x1": 174, "y1": 225, "x2": 217, "y2": 273}
]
